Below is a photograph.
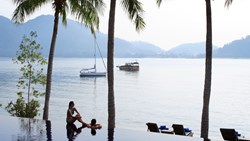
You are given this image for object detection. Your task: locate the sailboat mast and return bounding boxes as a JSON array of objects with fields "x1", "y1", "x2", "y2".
[{"x1": 94, "y1": 39, "x2": 96, "y2": 72}]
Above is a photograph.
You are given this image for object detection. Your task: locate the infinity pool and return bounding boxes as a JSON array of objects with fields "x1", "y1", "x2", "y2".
[{"x1": 0, "y1": 116, "x2": 206, "y2": 141}]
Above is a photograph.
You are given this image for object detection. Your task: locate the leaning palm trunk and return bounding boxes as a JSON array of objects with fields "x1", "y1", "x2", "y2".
[
  {"x1": 107, "y1": 0, "x2": 116, "y2": 129},
  {"x1": 201, "y1": 0, "x2": 213, "y2": 139},
  {"x1": 11, "y1": 0, "x2": 104, "y2": 121},
  {"x1": 43, "y1": 8, "x2": 60, "y2": 120}
]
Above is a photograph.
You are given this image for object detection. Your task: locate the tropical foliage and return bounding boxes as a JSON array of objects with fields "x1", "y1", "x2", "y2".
[
  {"x1": 5, "y1": 31, "x2": 47, "y2": 118},
  {"x1": 225, "y1": 0, "x2": 233, "y2": 7},
  {"x1": 11, "y1": 0, "x2": 105, "y2": 120}
]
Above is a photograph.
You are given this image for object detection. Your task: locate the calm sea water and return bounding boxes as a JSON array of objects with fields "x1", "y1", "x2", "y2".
[{"x1": 0, "y1": 57, "x2": 250, "y2": 140}]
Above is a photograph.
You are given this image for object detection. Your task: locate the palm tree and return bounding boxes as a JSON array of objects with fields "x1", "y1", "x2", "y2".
[
  {"x1": 200, "y1": 0, "x2": 213, "y2": 139},
  {"x1": 155, "y1": 0, "x2": 213, "y2": 139},
  {"x1": 12, "y1": 0, "x2": 105, "y2": 120},
  {"x1": 225, "y1": 0, "x2": 233, "y2": 7},
  {"x1": 156, "y1": 0, "x2": 162, "y2": 7},
  {"x1": 107, "y1": 0, "x2": 145, "y2": 129}
]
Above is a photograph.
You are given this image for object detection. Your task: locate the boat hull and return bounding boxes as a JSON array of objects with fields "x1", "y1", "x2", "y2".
[
  {"x1": 80, "y1": 72, "x2": 106, "y2": 77},
  {"x1": 117, "y1": 61, "x2": 139, "y2": 71},
  {"x1": 118, "y1": 66, "x2": 139, "y2": 71}
]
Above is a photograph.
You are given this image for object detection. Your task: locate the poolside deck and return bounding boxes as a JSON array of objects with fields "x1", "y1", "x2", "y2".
[{"x1": 0, "y1": 115, "x2": 207, "y2": 141}]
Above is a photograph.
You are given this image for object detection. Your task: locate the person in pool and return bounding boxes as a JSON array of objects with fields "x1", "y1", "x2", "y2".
[
  {"x1": 66, "y1": 101, "x2": 86, "y2": 127},
  {"x1": 88, "y1": 118, "x2": 102, "y2": 129},
  {"x1": 87, "y1": 119, "x2": 102, "y2": 136}
]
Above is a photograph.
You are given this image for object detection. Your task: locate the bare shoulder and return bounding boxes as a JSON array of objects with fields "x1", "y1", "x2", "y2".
[
  {"x1": 95, "y1": 124, "x2": 102, "y2": 129},
  {"x1": 97, "y1": 124, "x2": 102, "y2": 127}
]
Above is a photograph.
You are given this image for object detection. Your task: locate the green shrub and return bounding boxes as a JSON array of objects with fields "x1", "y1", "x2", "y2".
[{"x1": 5, "y1": 31, "x2": 47, "y2": 118}]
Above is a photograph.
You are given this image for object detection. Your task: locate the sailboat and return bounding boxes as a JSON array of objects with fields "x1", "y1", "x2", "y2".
[{"x1": 80, "y1": 40, "x2": 106, "y2": 77}]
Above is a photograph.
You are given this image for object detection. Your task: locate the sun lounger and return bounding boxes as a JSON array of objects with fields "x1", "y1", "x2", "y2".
[
  {"x1": 146, "y1": 122, "x2": 174, "y2": 134},
  {"x1": 172, "y1": 124, "x2": 193, "y2": 136},
  {"x1": 146, "y1": 122, "x2": 160, "y2": 133},
  {"x1": 220, "y1": 128, "x2": 250, "y2": 141}
]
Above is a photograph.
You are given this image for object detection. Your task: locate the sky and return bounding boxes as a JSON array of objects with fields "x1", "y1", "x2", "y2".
[{"x1": 1, "y1": 0, "x2": 250, "y2": 51}]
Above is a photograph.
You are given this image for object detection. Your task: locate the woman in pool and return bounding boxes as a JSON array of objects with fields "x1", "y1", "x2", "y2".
[{"x1": 66, "y1": 101, "x2": 86, "y2": 127}]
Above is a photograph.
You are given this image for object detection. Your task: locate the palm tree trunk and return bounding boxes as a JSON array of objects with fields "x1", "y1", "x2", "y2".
[
  {"x1": 201, "y1": 0, "x2": 212, "y2": 139},
  {"x1": 107, "y1": 0, "x2": 116, "y2": 129},
  {"x1": 43, "y1": 8, "x2": 60, "y2": 120}
]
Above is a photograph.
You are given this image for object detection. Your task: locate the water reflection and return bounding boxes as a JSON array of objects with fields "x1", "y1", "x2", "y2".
[
  {"x1": 13, "y1": 118, "x2": 50, "y2": 141},
  {"x1": 1, "y1": 116, "x2": 209, "y2": 141},
  {"x1": 46, "y1": 120, "x2": 52, "y2": 141},
  {"x1": 66, "y1": 123, "x2": 84, "y2": 141},
  {"x1": 108, "y1": 128, "x2": 114, "y2": 141},
  {"x1": 91, "y1": 129, "x2": 96, "y2": 135}
]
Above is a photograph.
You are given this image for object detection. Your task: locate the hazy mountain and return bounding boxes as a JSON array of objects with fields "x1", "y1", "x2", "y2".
[
  {"x1": 1, "y1": 15, "x2": 250, "y2": 58},
  {"x1": 0, "y1": 15, "x2": 164, "y2": 58},
  {"x1": 165, "y1": 37, "x2": 250, "y2": 58},
  {"x1": 165, "y1": 42, "x2": 219, "y2": 58},
  {"x1": 213, "y1": 36, "x2": 250, "y2": 58}
]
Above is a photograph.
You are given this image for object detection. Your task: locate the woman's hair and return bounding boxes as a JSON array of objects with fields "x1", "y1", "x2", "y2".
[
  {"x1": 68, "y1": 101, "x2": 74, "y2": 108},
  {"x1": 91, "y1": 119, "x2": 96, "y2": 126}
]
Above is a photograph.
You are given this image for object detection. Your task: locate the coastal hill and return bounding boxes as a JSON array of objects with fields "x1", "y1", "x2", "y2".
[
  {"x1": 0, "y1": 15, "x2": 164, "y2": 58},
  {"x1": 213, "y1": 36, "x2": 250, "y2": 58},
  {"x1": 1, "y1": 15, "x2": 250, "y2": 58},
  {"x1": 165, "y1": 42, "x2": 219, "y2": 58}
]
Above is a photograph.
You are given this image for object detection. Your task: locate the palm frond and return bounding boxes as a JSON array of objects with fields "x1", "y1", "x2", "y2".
[
  {"x1": 61, "y1": 2, "x2": 69, "y2": 26},
  {"x1": 69, "y1": 0, "x2": 105, "y2": 35},
  {"x1": 225, "y1": 0, "x2": 233, "y2": 8},
  {"x1": 156, "y1": 0, "x2": 162, "y2": 7},
  {"x1": 121, "y1": 0, "x2": 145, "y2": 31},
  {"x1": 12, "y1": 0, "x2": 47, "y2": 23},
  {"x1": 135, "y1": 14, "x2": 145, "y2": 32},
  {"x1": 52, "y1": 0, "x2": 69, "y2": 26},
  {"x1": 61, "y1": 8, "x2": 68, "y2": 26}
]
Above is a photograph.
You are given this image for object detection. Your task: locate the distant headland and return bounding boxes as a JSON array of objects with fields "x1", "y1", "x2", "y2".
[{"x1": 1, "y1": 15, "x2": 250, "y2": 58}]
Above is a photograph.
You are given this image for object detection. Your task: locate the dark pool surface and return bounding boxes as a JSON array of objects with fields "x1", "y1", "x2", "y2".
[{"x1": 0, "y1": 116, "x2": 206, "y2": 141}]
